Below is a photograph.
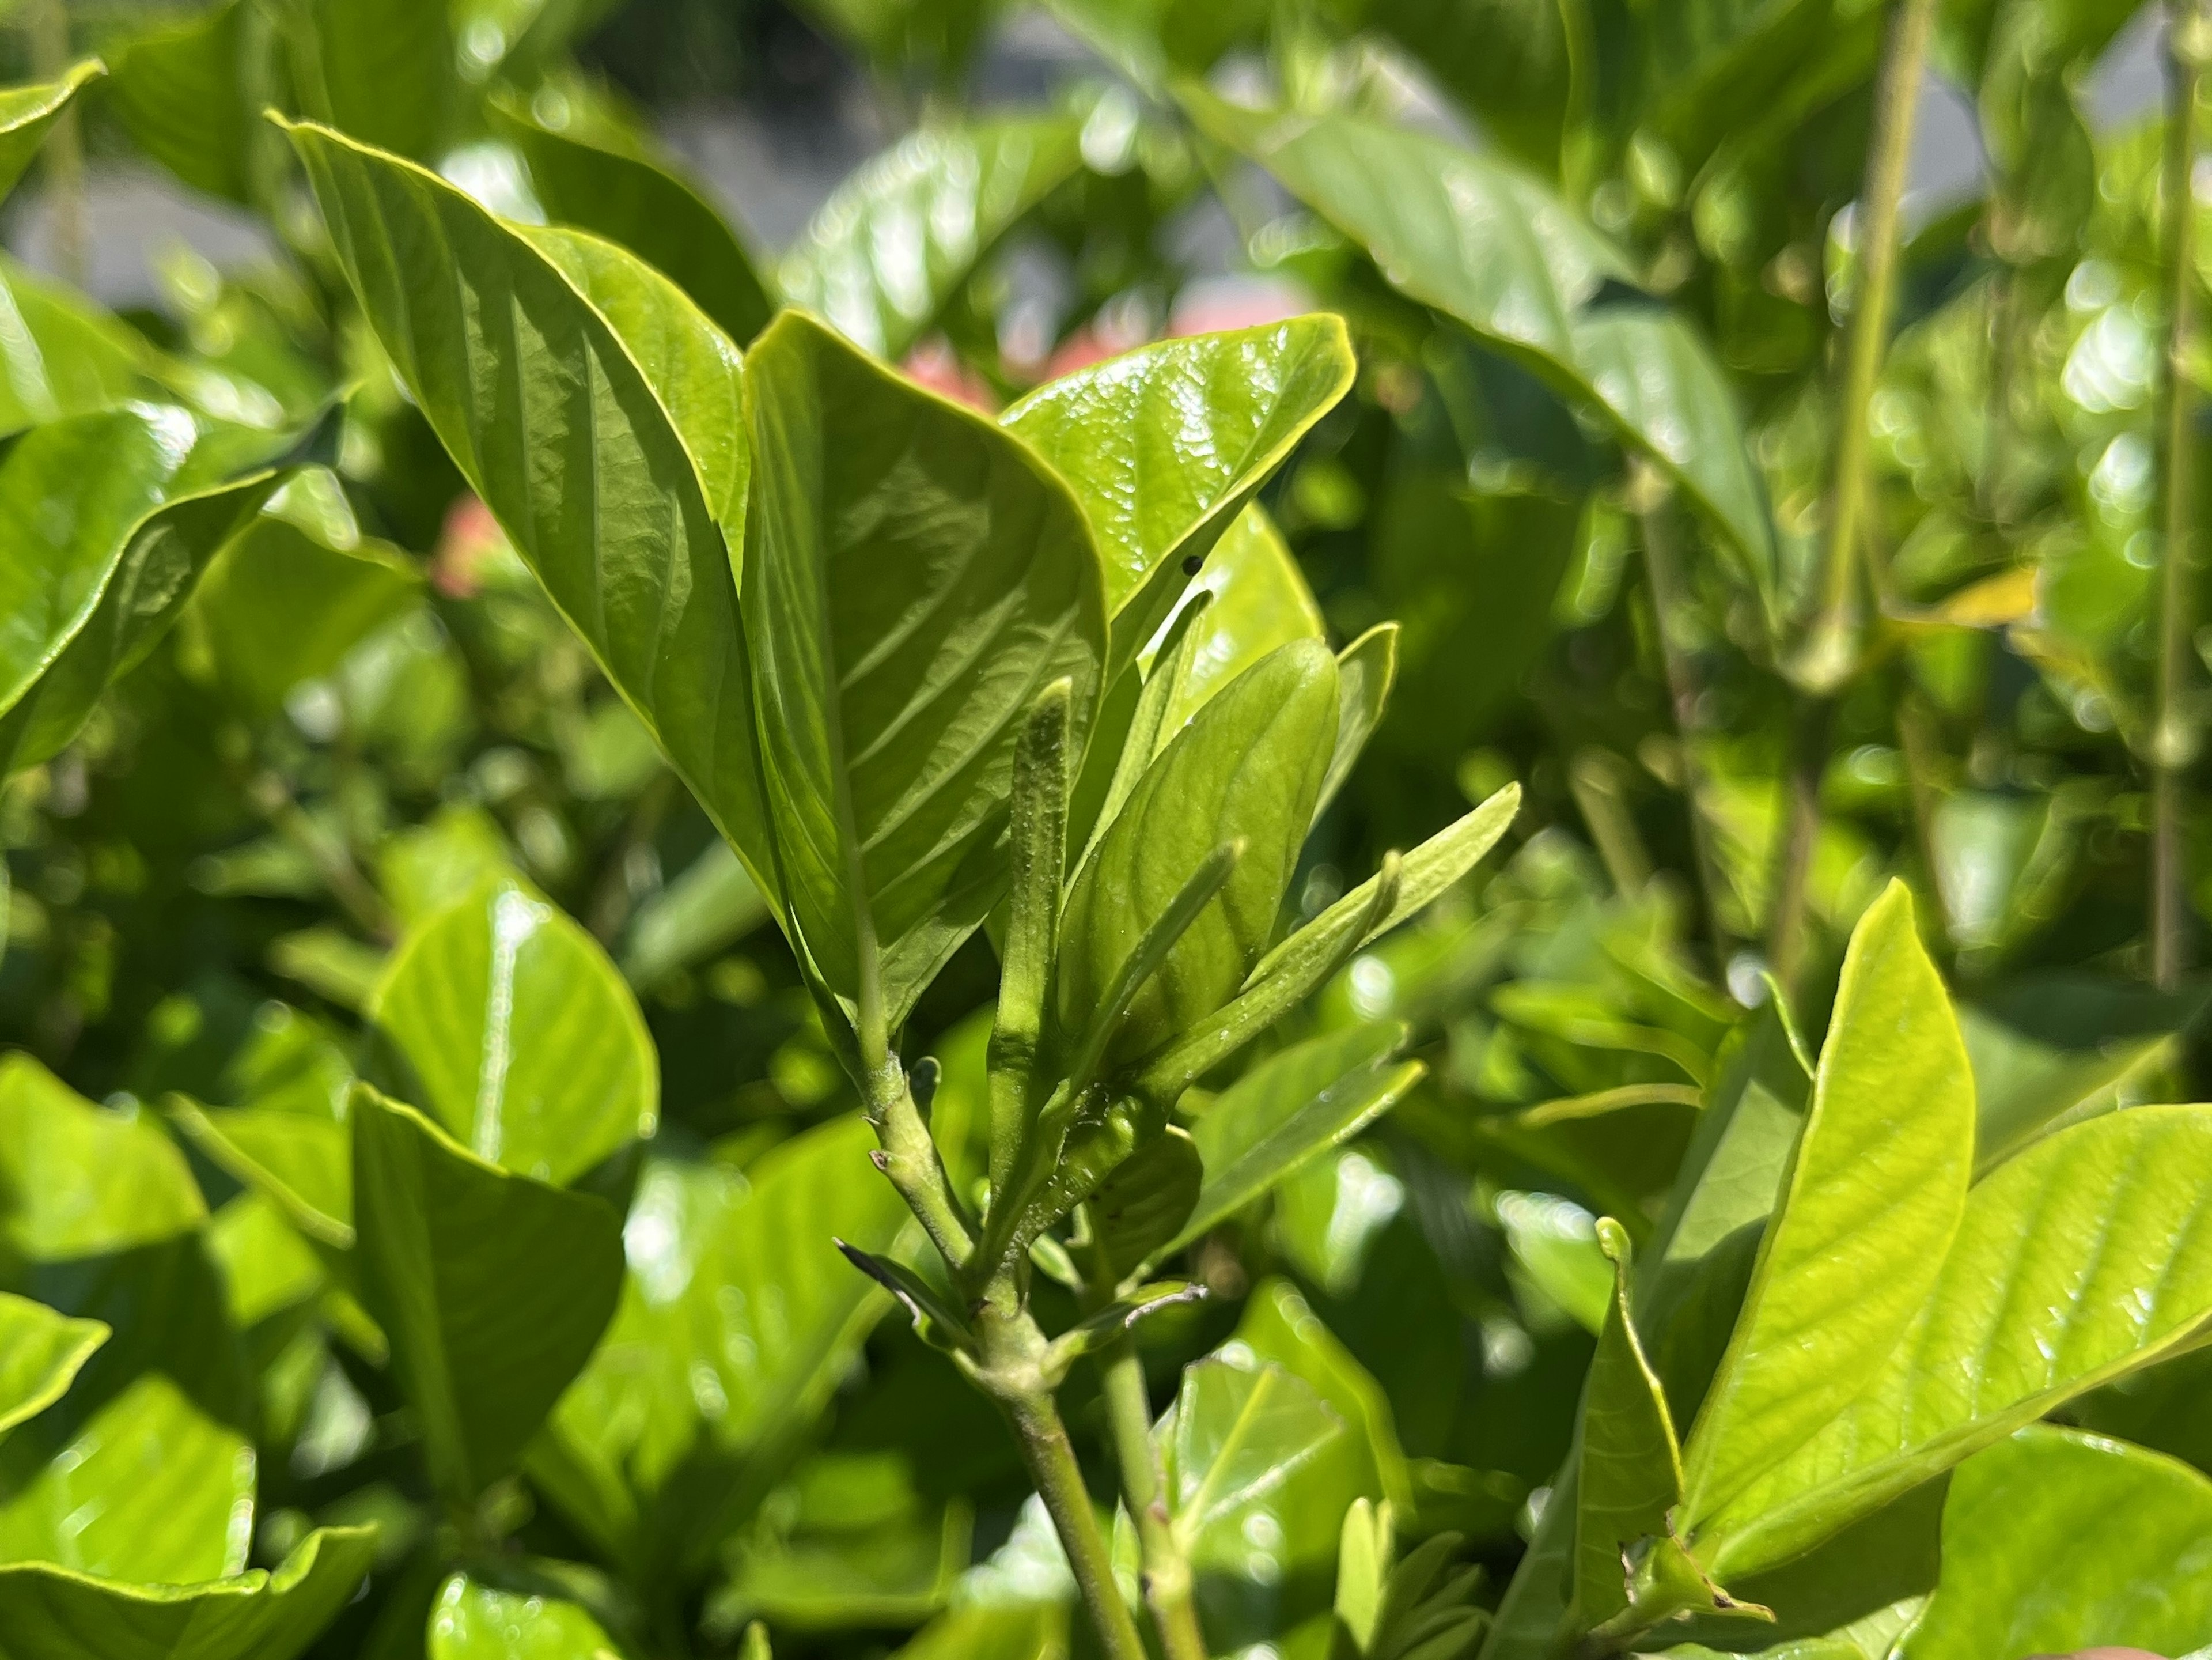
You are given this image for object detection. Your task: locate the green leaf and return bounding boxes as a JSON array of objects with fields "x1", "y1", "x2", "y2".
[
  {"x1": 1000, "y1": 317, "x2": 1354, "y2": 672},
  {"x1": 0, "y1": 60, "x2": 103, "y2": 203},
  {"x1": 619, "y1": 840, "x2": 771, "y2": 989},
  {"x1": 283, "y1": 0, "x2": 456, "y2": 164},
  {"x1": 1694, "y1": 1102, "x2": 2212, "y2": 1579},
  {"x1": 426, "y1": 1568, "x2": 623, "y2": 1659},
  {"x1": 781, "y1": 117, "x2": 1084, "y2": 360},
  {"x1": 1679, "y1": 882, "x2": 1972, "y2": 1539},
  {"x1": 1086, "y1": 1125, "x2": 1202, "y2": 1281},
  {"x1": 1320, "y1": 624, "x2": 1397, "y2": 819},
  {"x1": 1233, "y1": 1277, "x2": 1414, "y2": 1516},
  {"x1": 1041, "y1": 1280, "x2": 1203, "y2": 1377},
  {"x1": 1056, "y1": 639, "x2": 1338, "y2": 1073},
  {"x1": 189, "y1": 509, "x2": 418, "y2": 716},
  {"x1": 1496, "y1": 1192, "x2": 1611, "y2": 1336},
  {"x1": 1357, "y1": 0, "x2": 1573, "y2": 176},
  {"x1": 1165, "y1": 1023, "x2": 1421, "y2": 1263},
  {"x1": 169, "y1": 1102, "x2": 354, "y2": 1249},
  {"x1": 1156, "y1": 503, "x2": 1327, "y2": 738},
  {"x1": 107, "y1": 1, "x2": 260, "y2": 205},
  {"x1": 1574, "y1": 1219, "x2": 1683, "y2": 1627},
  {"x1": 1183, "y1": 90, "x2": 1775, "y2": 592},
  {"x1": 350, "y1": 1086, "x2": 625, "y2": 1502},
  {"x1": 537, "y1": 1116, "x2": 909, "y2": 1580},
  {"x1": 742, "y1": 310, "x2": 1105, "y2": 1033},
  {"x1": 1164, "y1": 1356, "x2": 1372, "y2": 1656},
  {"x1": 0, "y1": 1295, "x2": 105, "y2": 1443},
  {"x1": 491, "y1": 92, "x2": 777, "y2": 346},
  {"x1": 1899, "y1": 1427, "x2": 2212, "y2": 1660},
  {"x1": 1040, "y1": 0, "x2": 1268, "y2": 93},
  {"x1": 0, "y1": 257, "x2": 159, "y2": 437},
  {"x1": 1, "y1": 464, "x2": 277, "y2": 774},
  {"x1": 366, "y1": 878, "x2": 657, "y2": 1186},
  {"x1": 283, "y1": 119, "x2": 779, "y2": 905},
  {"x1": 0, "y1": 1525, "x2": 378, "y2": 1660},
  {"x1": 988, "y1": 682, "x2": 1073, "y2": 1197}
]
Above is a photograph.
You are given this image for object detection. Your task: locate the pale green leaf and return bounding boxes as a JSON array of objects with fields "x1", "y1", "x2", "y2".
[
  {"x1": 1166, "y1": 1023, "x2": 1420, "y2": 1262},
  {"x1": 1696, "y1": 1103, "x2": 2212, "y2": 1579},
  {"x1": 351, "y1": 1087, "x2": 625, "y2": 1502},
  {"x1": 0, "y1": 257, "x2": 158, "y2": 437},
  {"x1": 1056, "y1": 639, "x2": 1338, "y2": 1072},
  {"x1": 1497, "y1": 1192, "x2": 1610, "y2": 1335},
  {"x1": 283, "y1": 120, "x2": 779, "y2": 905},
  {"x1": 1000, "y1": 317, "x2": 1354, "y2": 671},
  {"x1": 0, "y1": 60, "x2": 103, "y2": 204},
  {"x1": 743, "y1": 309, "x2": 1105, "y2": 1030},
  {"x1": 1320, "y1": 624, "x2": 1397, "y2": 820},
  {"x1": 1900, "y1": 1427, "x2": 2212, "y2": 1660},
  {"x1": 0, "y1": 1525, "x2": 377, "y2": 1660},
  {"x1": 1086, "y1": 1125, "x2": 1202, "y2": 1281},
  {"x1": 1156, "y1": 503, "x2": 1327, "y2": 739},
  {"x1": 1574, "y1": 1220, "x2": 1683, "y2": 1626},
  {"x1": 1232, "y1": 1277, "x2": 1413, "y2": 1515},
  {"x1": 169, "y1": 1103, "x2": 354, "y2": 1248},
  {"x1": 366, "y1": 878, "x2": 657, "y2": 1186},
  {"x1": 0, "y1": 1295, "x2": 105, "y2": 1443},
  {"x1": 426, "y1": 1569, "x2": 623, "y2": 1659},
  {"x1": 1680, "y1": 882, "x2": 1972, "y2": 1534},
  {"x1": 781, "y1": 118, "x2": 1083, "y2": 360}
]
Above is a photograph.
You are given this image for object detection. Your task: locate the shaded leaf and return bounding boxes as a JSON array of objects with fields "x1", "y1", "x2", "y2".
[
  {"x1": 1087, "y1": 1125, "x2": 1202, "y2": 1281},
  {"x1": 0, "y1": 1295, "x2": 106, "y2": 1443},
  {"x1": 106, "y1": 1, "x2": 259, "y2": 204}
]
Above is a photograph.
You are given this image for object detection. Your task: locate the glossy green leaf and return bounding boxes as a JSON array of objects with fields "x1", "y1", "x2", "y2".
[
  {"x1": 0, "y1": 1295, "x2": 105, "y2": 1443},
  {"x1": 1574, "y1": 1220, "x2": 1683, "y2": 1627},
  {"x1": 1233, "y1": 1277, "x2": 1414, "y2": 1515},
  {"x1": 1680, "y1": 882, "x2": 1973, "y2": 1536},
  {"x1": 106, "y1": 0, "x2": 259, "y2": 204},
  {"x1": 1696, "y1": 1103, "x2": 2212, "y2": 1579},
  {"x1": 1001, "y1": 318, "x2": 1354, "y2": 671},
  {"x1": 781, "y1": 118, "x2": 1084, "y2": 360},
  {"x1": 1900, "y1": 1427, "x2": 2212, "y2": 1660},
  {"x1": 1, "y1": 466, "x2": 276, "y2": 774},
  {"x1": 0, "y1": 1525, "x2": 377, "y2": 1660},
  {"x1": 1164, "y1": 1356, "x2": 1372, "y2": 1657},
  {"x1": 190, "y1": 511, "x2": 418, "y2": 715},
  {"x1": 426, "y1": 1568, "x2": 622, "y2": 1659},
  {"x1": 1057, "y1": 639, "x2": 1337, "y2": 1073},
  {"x1": 537, "y1": 1116, "x2": 909, "y2": 1580},
  {"x1": 1165, "y1": 1023, "x2": 1420, "y2": 1262},
  {"x1": 743, "y1": 310, "x2": 1104, "y2": 1030},
  {"x1": 283, "y1": 120, "x2": 779, "y2": 902},
  {"x1": 366, "y1": 878, "x2": 657, "y2": 1186},
  {"x1": 1156, "y1": 504, "x2": 1327, "y2": 738},
  {"x1": 0, "y1": 60, "x2": 103, "y2": 204},
  {"x1": 350, "y1": 1086, "x2": 625, "y2": 1502},
  {"x1": 1184, "y1": 90, "x2": 1775, "y2": 591},
  {"x1": 491, "y1": 94, "x2": 777, "y2": 346},
  {"x1": 0, "y1": 258, "x2": 157, "y2": 438}
]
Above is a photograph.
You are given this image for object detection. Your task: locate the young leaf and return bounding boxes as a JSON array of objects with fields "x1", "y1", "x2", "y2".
[
  {"x1": 743, "y1": 310, "x2": 1106, "y2": 1039},
  {"x1": 169, "y1": 1102, "x2": 354, "y2": 1248},
  {"x1": 1162, "y1": 1023, "x2": 1422, "y2": 1264},
  {"x1": 0, "y1": 1295, "x2": 106, "y2": 1443},
  {"x1": 282, "y1": 119, "x2": 781, "y2": 907},
  {"x1": 1573, "y1": 1220, "x2": 1683, "y2": 1627},
  {"x1": 0, "y1": 1525, "x2": 378, "y2": 1660},
  {"x1": 988, "y1": 681, "x2": 1074, "y2": 1196},
  {"x1": 838, "y1": 1239, "x2": 976, "y2": 1353},
  {"x1": 1154, "y1": 503, "x2": 1327, "y2": 737},
  {"x1": 1041, "y1": 1281, "x2": 1205, "y2": 1377},
  {"x1": 536, "y1": 1117, "x2": 908, "y2": 1582},
  {"x1": 1695, "y1": 1103, "x2": 2212, "y2": 1579},
  {"x1": 491, "y1": 92, "x2": 778, "y2": 345},
  {"x1": 1320, "y1": 623, "x2": 1399, "y2": 819},
  {"x1": 781, "y1": 118, "x2": 1084, "y2": 360},
  {"x1": 349, "y1": 1086, "x2": 625, "y2": 1503},
  {"x1": 1001, "y1": 317, "x2": 1356, "y2": 672},
  {"x1": 0, "y1": 59, "x2": 104, "y2": 203},
  {"x1": 1056, "y1": 639, "x2": 1338, "y2": 1073},
  {"x1": 1679, "y1": 882, "x2": 1972, "y2": 1535},
  {"x1": 1899, "y1": 1427, "x2": 2212, "y2": 1660},
  {"x1": 365, "y1": 878, "x2": 658, "y2": 1186}
]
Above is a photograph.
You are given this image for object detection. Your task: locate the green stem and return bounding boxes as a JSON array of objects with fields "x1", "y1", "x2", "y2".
[
  {"x1": 860, "y1": 1058, "x2": 974, "y2": 1272},
  {"x1": 1769, "y1": 0, "x2": 1938, "y2": 988},
  {"x1": 2154, "y1": 0, "x2": 2209, "y2": 992},
  {"x1": 1002, "y1": 1383, "x2": 1149, "y2": 1660}
]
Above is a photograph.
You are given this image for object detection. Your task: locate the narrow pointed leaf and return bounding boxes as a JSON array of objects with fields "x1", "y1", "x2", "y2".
[
  {"x1": 1164, "y1": 1023, "x2": 1420, "y2": 1262},
  {"x1": 350, "y1": 1086, "x2": 624, "y2": 1502},
  {"x1": 1698, "y1": 1103, "x2": 2212, "y2": 1579},
  {"x1": 1058, "y1": 639, "x2": 1338, "y2": 1073},
  {"x1": 1156, "y1": 503, "x2": 1327, "y2": 737},
  {"x1": 1044, "y1": 1281, "x2": 1204, "y2": 1373},
  {"x1": 781, "y1": 118, "x2": 1084, "y2": 360},
  {"x1": 0, "y1": 1295, "x2": 106, "y2": 1443},
  {"x1": 1001, "y1": 318, "x2": 1355, "y2": 671},
  {"x1": 837, "y1": 1239, "x2": 974, "y2": 1353},
  {"x1": 743, "y1": 311, "x2": 1105, "y2": 1028},
  {"x1": 1574, "y1": 1219, "x2": 1683, "y2": 1626},
  {"x1": 1680, "y1": 882, "x2": 1972, "y2": 1533},
  {"x1": 366, "y1": 878, "x2": 657, "y2": 1186},
  {"x1": 0, "y1": 1525, "x2": 378, "y2": 1660},
  {"x1": 282, "y1": 120, "x2": 779, "y2": 902},
  {"x1": 493, "y1": 94, "x2": 777, "y2": 345},
  {"x1": 1320, "y1": 623, "x2": 1397, "y2": 819},
  {"x1": 988, "y1": 681, "x2": 1073, "y2": 1194}
]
